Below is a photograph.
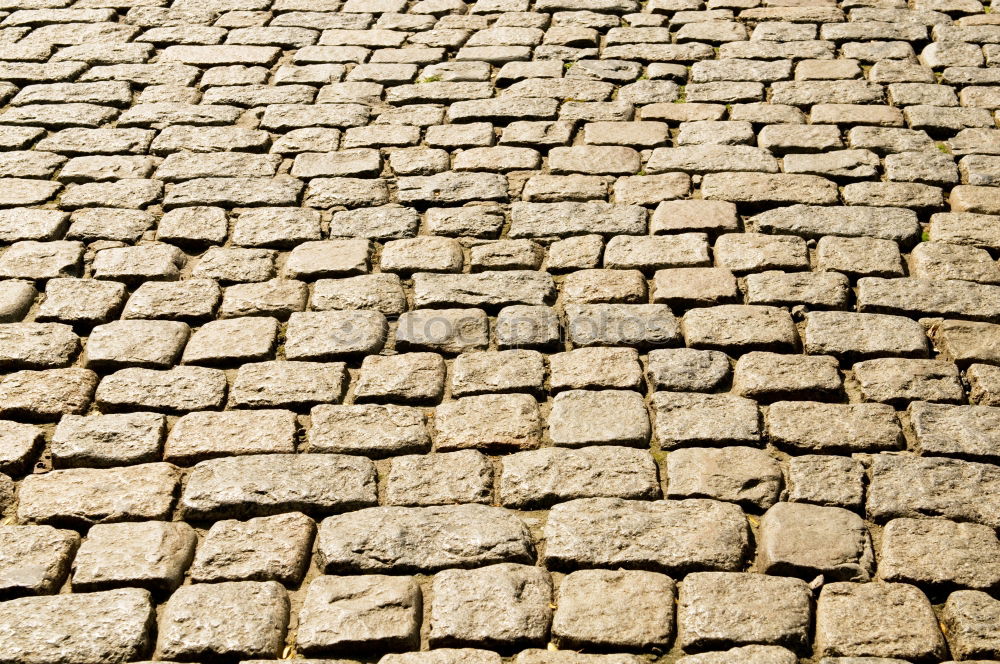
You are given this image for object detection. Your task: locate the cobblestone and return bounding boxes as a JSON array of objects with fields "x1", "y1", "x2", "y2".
[{"x1": 0, "y1": 1, "x2": 995, "y2": 660}]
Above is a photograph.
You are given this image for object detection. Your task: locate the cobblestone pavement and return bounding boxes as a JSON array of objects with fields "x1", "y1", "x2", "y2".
[{"x1": 3, "y1": 0, "x2": 1000, "y2": 663}]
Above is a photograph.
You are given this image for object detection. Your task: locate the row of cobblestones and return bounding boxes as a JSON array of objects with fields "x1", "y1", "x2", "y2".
[{"x1": 2, "y1": 0, "x2": 1000, "y2": 662}]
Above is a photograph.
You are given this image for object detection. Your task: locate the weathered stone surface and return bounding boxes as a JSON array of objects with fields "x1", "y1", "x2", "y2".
[
  {"x1": 317, "y1": 504, "x2": 534, "y2": 573},
  {"x1": 788, "y1": 457, "x2": 863, "y2": 513},
  {"x1": 647, "y1": 348, "x2": 731, "y2": 392},
  {"x1": 18, "y1": 463, "x2": 179, "y2": 527},
  {"x1": 434, "y1": 394, "x2": 541, "y2": 451},
  {"x1": 734, "y1": 352, "x2": 842, "y2": 402},
  {"x1": 298, "y1": 575, "x2": 421, "y2": 654},
  {"x1": 310, "y1": 404, "x2": 430, "y2": 456},
  {"x1": 666, "y1": 447, "x2": 782, "y2": 511},
  {"x1": 429, "y1": 563, "x2": 552, "y2": 649},
  {"x1": 910, "y1": 401, "x2": 1000, "y2": 461},
  {"x1": 676, "y1": 646, "x2": 797, "y2": 664},
  {"x1": 878, "y1": 517, "x2": 1000, "y2": 589},
  {"x1": 230, "y1": 361, "x2": 347, "y2": 408},
  {"x1": 413, "y1": 271, "x2": 554, "y2": 308},
  {"x1": 190, "y1": 512, "x2": 315, "y2": 585},
  {"x1": 164, "y1": 409, "x2": 297, "y2": 464},
  {"x1": 180, "y1": 453, "x2": 374, "y2": 520},
  {"x1": 553, "y1": 569, "x2": 675, "y2": 649},
  {"x1": 942, "y1": 590, "x2": 1000, "y2": 660},
  {"x1": 767, "y1": 402, "x2": 903, "y2": 453},
  {"x1": 0, "y1": 368, "x2": 97, "y2": 421},
  {"x1": 0, "y1": 525, "x2": 78, "y2": 598},
  {"x1": 868, "y1": 454, "x2": 1000, "y2": 528},
  {"x1": 544, "y1": 497, "x2": 749, "y2": 573},
  {"x1": 683, "y1": 305, "x2": 797, "y2": 353},
  {"x1": 549, "y1": 390, "x2": 649, "y2": 447},
  {"x1": 853, "y1": 358, "x2": 964, "y2": 405},
  {"x1": 758, "y1": 502, "x2": 874, "y2": 582},
  {"x1": 157, "y1": 581, "x2": 289, "y2": 660},
  {"x1": 0, "y1": 588, "x2": 155, "y2": 664},
  {"x1": 386, "y1": 450, "x2": 493, "y2": 507},
  {"x1": 804, "y1": 311, "x2": 929, "y2": 361},
  {"x1": 652, "y1": 392, "x2": 760, "y2": 448},
  {"x1": 500, "y1": 446, "x2": 659, "y2": 508},
  {"x1": 816, "y1": 583, "x2": 947, "y2": 661},
  {"x1": 677, "y1": 572, "x2": 811, "y2": 652},
  {"x1": 72, "y1": 521, "x2": 196, "y2": 592},
  {"x1": 52, "y1": 412, "x2": 165, "y2": 469}
]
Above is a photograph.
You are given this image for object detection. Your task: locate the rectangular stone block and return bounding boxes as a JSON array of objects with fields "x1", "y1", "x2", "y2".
[
  {"x1": 180, "y1": 454, "x2": 376, "y2": 520},
  {"x1": 543, "y1": 497, "x2": 749, "y2": 573},
  {"x1": 18, "y1": 463, "x2": 179, "y2": 527},
  {"x1": 317, "y1": 504, "x2": 534, "y2": 573},
  {"x1": 0, "y1": 588, "x2": 154, "y2": 664},
  {"x1": 868, "y1": 454, "x2": 1000, "y2": 528}
]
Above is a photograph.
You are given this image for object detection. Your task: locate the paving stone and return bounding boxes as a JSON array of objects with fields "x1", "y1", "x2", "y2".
[
  {"x1": 803, "y1": 311, "x2": 929, "y2": 361},
  {"x1": 666, "y1": 446, "x2": 782, "y2": 511},
  {"x1": 787, "y1": 455, "x2": 865, "y2": 510},
  {"x1": 553, "y1": 569, "x2": 675, "y2": 650},
  {"x1": 677, "y1": 572, "x2": 811, "y2": 652},
  {"x1": 646, "y1": 348, "x2": 731, "y2": 392},
  {"x1": 515, "y1": 654, "x2": 646, "y2": 664},
  {"x1": 157, "y1": 581, "x2": 289, "y2": 661},
  {"x1": 396, "y1": 309, "x2": 490, "y2": 354},
  {"x1": 758, "y1": 502, "x2": 874, "y2": 582},
  {"x1": 941, "y1": 590, "x2": 1000, "y2": 660},
  {"x1": 544, "y1": 497, "x2": 749, "y2": 573},
  {"x1": 317, "y1": 504, "x2": 534, "y2": 573},
  {"x1": 500, "y1": 446, "x2": 658, "y2": 509},
  {"x1": 853, "y1": 358, "x2": 964, "y2": 405},
  {"x1": 676, "y1": 646, "x2": 798, "y2": 664},
  {"x1": 909, "y1": 401, "x2": 1000, "y2": 461},
  {"x1": 868, "y1": 454, "x2": 1000, "y2": 528},
  {"x1": 18, "y1": 463, "x2": 179, "y2": 527},
  {"x1": 381, "y1": 650, "x2": 503, "y2": 664},
  {"x1": 180, "y1": 453, "x2": 376, "y2": 519},
  {"x1": 96, "y1": 366, "x2": 227, "y2": 412},
  {"x1": 298, "y1": 579, "x2": 423, "y2": 659},
  {"x1": 550, "y1": 347, "x2": 643, "y2": 391},
  {"x1": 878, "y1": 517, "x2": 1000, "y2": 589},
  {"x1": 549, "y1": 390, "x2": 649, "y2": 447},
  {"x1": 0, "y1": 588, "x2": 155, "y2": 664},
  {"x1": 751, "y1": 205, "x2": 921, "y2": 245},
  {"x1": 815, "y1": 582, "x2": 947, "y2": 661},
  {"x1": 429, "y1": 563, "x2": 551, "y2": 649},
  {"x1": 0, "y1": 368, "x2": 97, "y2": 421},
  {"x1": 733, "y1": 352, "x2": 842, "y2": 402},
  {"x1": 683, "y1": 305, "x2": 797, "y2": 353},
  {"x1": 386, "y1": 450, "x2": 492, "y2": 507},
  {"x1": 72, "y1": 521, "x2": 196, "y2": 592},
  {"x1": 36, "y1": 278, "x2": 125, "y2": 325},
  {"x1": 653, "y1": 392, "x2": 760, "y2": 448},
  {"x1": 230, "y1": 361, "x2": 347, "y2": 409},
  {"x1": 310, "y1": 404, "x2": 430, "y2": 456},
  {"x1": 451, "y1": 350, "x2": 544, "y2": 396},
  {"x1": 858, "y1": 276, "x2": 1000, "y2": 322},
  {"x1": 767, "y1": 401, "x2": 903, "y2": 453},
  {"x1": 0, "y1": 420, "x2": 42, "y2": 474},
  {"x1": 0, "y1": 525, "x2": 79, "y2": 598},
  {"x1": 51, "y1": 412, "x2": 164, "y2": 469},
  {"x1": 85, "y1": 320, "x2": 189, "y2": 370},
  {"x1": 190, "y1": 511, "x2": 314, "y2": 584},
  {"x1": 434, "y1": 393, "x2": 541, "y2": 451},
  {"x1": 164, "y1": 409, "x2": 296, "y2": 464}
]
